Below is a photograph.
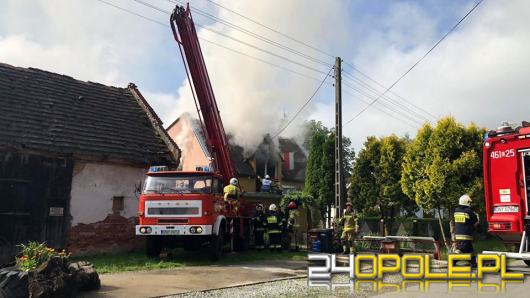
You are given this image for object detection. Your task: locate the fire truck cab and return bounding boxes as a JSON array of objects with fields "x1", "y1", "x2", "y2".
[
  {"x1": 483, "y1": 121, "x2": 530, "y2": 264},
  {"x1": 136, "y1": 167, "x2": 250, "y2": 259}
]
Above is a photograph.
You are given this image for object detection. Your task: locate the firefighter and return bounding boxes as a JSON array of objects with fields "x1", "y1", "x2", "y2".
[
  {"x1": 266, "y1": 204, "x2": 284, "y2": 251},
  {"x1": 223, "y1": 178, "x2": 240, "y2": 214},
  {"x1": 252, "y1": 204, "x2": 267, "y2": 249},
  {"x1": 261, "y1": 175, "x2": 273, "y2": 192},
  {"x1": 454, "y1": 194, "x2": 479, "y2": 266},
  {"x1": 287, "y1": 201, "x2": 301, "y2": 251},
  {"x1": 223, "y1": 178, "x2": 240, "y2": 201},
  {"x1": 339, "y1": 202, "x2": 359, "y2": 254}
]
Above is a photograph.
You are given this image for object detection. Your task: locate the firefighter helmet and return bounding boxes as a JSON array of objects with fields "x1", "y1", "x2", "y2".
[
  {"x1": 345, "y1": 202, "x2": 353, "y2": 208},
  {"x1": 269, "y1": 204, "x2": 277, "y2": 211},
  {"x1": 256, "y1": 204, "x2": 263, "y2": 210},
  {"x1": 459, "y1": 194, "x2": 472, "y2": 206},
  {"x1": 230, "y1": 178, "x2": 238, "y2": 186},
  {"x1": 265, "y1": 174, "x2": 271, "y2": 179},
  {"x1": 288, "y1": 201, "x2": 297, "y2": 210}
]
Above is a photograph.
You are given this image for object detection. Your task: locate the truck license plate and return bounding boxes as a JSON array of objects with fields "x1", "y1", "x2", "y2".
[{"x1": 161, "y1": 230, "x2": 180, "y2": 235}]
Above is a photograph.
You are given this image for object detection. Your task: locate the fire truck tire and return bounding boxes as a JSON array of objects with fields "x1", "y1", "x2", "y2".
[
  {"x1": 210, "y1": 228, "x2": 225, "y2": 261},
  {"x1": 524, "y1": 260, "x2": 530, "y2": 267},
  {"x1": 0, "y1": 268, "x2": 28, "y2": 298},
  {"x1": 146, "y1": 237, "x2": 162, "y2": 258}
]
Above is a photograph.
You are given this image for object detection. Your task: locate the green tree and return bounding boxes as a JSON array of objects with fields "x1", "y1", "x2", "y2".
[
  {"x1": 319, "y1": 132, "x2": 335, "y2": 225},
  {"x1": 349, "y1": 135, "x2": 414, "y2": 233},
  {"x1": 304, "y1": 122, "x2": 328, "y2": 202},
  {"x1": 375, "y1": 135, "x2": 416, "y2": 232},
  {"x1": 400, "y1": 117, "x2": 486, "y2": 247},
  {"x1": 303, "y1": 120, "x2": 355, "y2": 226},
  {"x1": 349, "y1": 136, "x2": 381, "y2": 216}
]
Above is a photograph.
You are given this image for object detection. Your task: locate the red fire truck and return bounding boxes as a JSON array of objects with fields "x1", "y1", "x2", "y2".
[
  {"x1": 483, "y1": 121, "x2": 530, "y2": 265},
  {"x1": 135, "y1": 5, "x2": 258, "y2": 259}
]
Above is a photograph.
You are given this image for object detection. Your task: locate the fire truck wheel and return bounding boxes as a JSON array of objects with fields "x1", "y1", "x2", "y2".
[
  {"x1": 524, "y1": 260, "x2": 530, "y2": 267},
  {"x1": 0, "y1": 268, "x2": 28, "y2": 298},
  {"x1": 145, "y1": 237, "x2": 162, "y2": 258},
  {"x1": 210, "y1": 229, "x2": 225, "y2": 261}
]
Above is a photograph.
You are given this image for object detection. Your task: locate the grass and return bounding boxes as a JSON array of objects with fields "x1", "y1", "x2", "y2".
[
  {"x1": 73, "y1": 249, "x2": 307, "y2": 274},
  {"x1": 439, "y1": 238, "x2": 507, "y2": 260}
]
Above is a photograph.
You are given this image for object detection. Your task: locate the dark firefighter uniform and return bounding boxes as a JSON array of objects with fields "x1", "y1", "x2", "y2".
[
  {"x1": 252, "y1": 207, "x2": 267, "y2": 249},
  {"x1": 454, "y1": 204, "x2": 479, "y2": 264},
  {"x1": 266, "y1": 211, "x2": 285, "y2": 251}
]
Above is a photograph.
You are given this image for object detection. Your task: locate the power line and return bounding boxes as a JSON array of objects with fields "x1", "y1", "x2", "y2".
[
  {"x1": 205, "y1": 0, "x2": 335, "y2": 60},
  {"x1": 342, "y1": 71, "x2": 433, "y2": 123},
  {"x1": 95, "y1": 0, "x2": 169, "y2": 27},
  {"x1": 341, "y1": 80, "x2": 425, "y2": 125},
  {"x1": 342, "y1": 89, "x2": 420, "y2": 129},
  {"x1": 200, "y1": 38, "x2": 335, "y2": 84},
  {"x1": 343, "y1": 0, "x2": 484, "y2": 127},
  {"x1": 272, "y1": 67, "x2": 334, "y2": 138},
  {"x1": 343, "y1": 64, "x2": 438, "y2": 120},
  {"x1": 96, "y1": 0, "x2": 435, "y2": 130},
  {"x1": 166, "y1": 0, "x2": 334, "y2": 68},
  {"x1": 132, "y1": 0, "x2": 331, "y2": 75},
  {"x1": 201, "y1": 0, "x2": 438, "y2": 126},
  {"x1": 96, "y1": 0, "x2": 331, "y2": 78}
]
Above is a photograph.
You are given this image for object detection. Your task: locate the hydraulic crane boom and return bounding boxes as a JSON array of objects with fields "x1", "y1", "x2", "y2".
[{"x1": 170, "y1": 4, "x2": 236, "y2": 184}]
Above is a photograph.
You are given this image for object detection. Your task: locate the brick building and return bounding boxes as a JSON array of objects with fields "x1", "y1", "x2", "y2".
[{"x1": 0, "y1": 63, "x2": 179, "y2": 260}]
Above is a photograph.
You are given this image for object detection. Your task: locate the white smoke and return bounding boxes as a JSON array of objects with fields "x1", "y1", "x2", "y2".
[{"x1": 172, "y1": 0, "x2": 350, "y2": 151}]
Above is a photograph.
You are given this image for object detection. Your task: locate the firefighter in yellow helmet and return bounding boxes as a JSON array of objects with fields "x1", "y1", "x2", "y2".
[{"x1": 339, "y1": 202, "x2": 359, "y2": 254}]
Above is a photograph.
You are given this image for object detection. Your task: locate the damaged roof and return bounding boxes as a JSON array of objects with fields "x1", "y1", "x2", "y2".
[
  {"x1": 0, "y1": 62, "x2": 179, "y2": 166},
  {"x1": 229, "y1": 145, "x2": 256, "y2": 178}
]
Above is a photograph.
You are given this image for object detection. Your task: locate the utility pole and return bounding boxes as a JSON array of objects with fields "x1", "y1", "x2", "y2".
[{"x1": 334, "y1": 57, "x2": 344, "y2": 220}]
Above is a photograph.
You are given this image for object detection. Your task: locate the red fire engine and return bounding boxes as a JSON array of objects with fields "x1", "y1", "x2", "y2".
[
  {"x1": 483, "y1": 121, "x2": 530, "y2": 265},
  {"x1": 135, "y1": 4, "x2": 258, "y2": 259}
]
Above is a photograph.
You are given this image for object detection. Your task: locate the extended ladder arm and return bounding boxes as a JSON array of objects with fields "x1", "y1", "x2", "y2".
[{"x1": 170, "y1": 4, "x2": 236, "y2": 184}]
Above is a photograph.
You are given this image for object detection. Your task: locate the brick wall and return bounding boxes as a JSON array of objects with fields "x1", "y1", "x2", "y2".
[{"x1": 68, "y1": 214, "x2": 144, "y2": 256}]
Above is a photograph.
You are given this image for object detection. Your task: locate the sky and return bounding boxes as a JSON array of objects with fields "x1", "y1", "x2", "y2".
[{"x1": 1, "y1": 0, "x2": 529, "y2": 152}]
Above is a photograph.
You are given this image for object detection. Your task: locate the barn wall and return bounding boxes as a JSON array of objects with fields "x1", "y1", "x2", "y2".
[
  {"x1": 0, "y1": 151, "x2": 73, "y2": 264},
  {"x1": 68, "y1": 162, "x2": 146, "y2": 255}
]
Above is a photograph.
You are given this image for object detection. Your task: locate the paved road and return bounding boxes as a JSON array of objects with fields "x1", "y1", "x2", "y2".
[
  {"x1": 79, "y1": 258, "x2": 530, "y2": 298},
  {"x1": 79, "y1": 260, "x2": 306, "y2": 298}
]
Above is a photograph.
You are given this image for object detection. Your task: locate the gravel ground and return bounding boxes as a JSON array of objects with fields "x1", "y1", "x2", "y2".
[
  {"x1": 168, "y1": 260, "x2": 448, "y2": 298},
  {"x1": 168, "y1": 273, "x2": 405, "y2": 298}
]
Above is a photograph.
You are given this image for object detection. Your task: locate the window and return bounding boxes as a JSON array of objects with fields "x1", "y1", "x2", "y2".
[
  {"x1": 143, "y1": 175, "x2": 213, "y2": 194},
  {"x1": 112, "y1": 196, "x2": 124, "y2": 214},
  {"x1": 212, "y1": 178, "x2": 223, "y2": 194}
]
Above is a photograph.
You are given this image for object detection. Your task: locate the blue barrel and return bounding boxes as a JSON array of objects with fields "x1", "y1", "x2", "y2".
[{"x1": 312, "y1": 239, "x2": 322, "y2": 252}]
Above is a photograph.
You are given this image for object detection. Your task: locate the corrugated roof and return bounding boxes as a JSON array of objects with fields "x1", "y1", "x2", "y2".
[{"x1": 0, "y1": 62, "x2": 179, "y2": 166}]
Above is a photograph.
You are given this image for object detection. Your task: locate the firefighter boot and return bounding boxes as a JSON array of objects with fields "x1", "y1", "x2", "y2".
[{"x1": 342, "y1": 240, "x2": 350, "y2": 254}]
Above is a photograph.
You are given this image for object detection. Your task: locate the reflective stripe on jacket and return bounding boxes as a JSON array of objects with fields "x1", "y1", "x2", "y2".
[
  {"x1": 454, "y1": 205, "x2": 477, "y2": 241},
  {"x1": 266, "y1": 212, "x2": 282, "y2": 233}
]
